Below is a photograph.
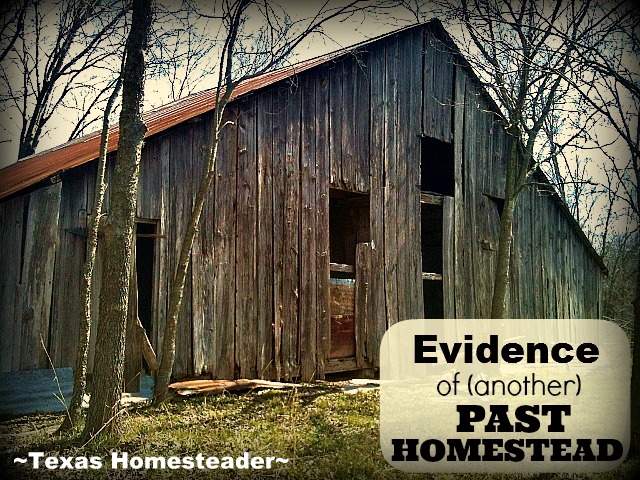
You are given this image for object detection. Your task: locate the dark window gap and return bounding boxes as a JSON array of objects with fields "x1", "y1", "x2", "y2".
[{"x1": 421, "y1": 136, "x2": 454, "y2": 196}]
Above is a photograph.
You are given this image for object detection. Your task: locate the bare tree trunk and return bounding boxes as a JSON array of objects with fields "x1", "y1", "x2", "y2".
[
  {"x1": 82, "y1": 0, "x2": 152, "y2": 442},
  {"x1": 58, "y1": 77, "x2": 122, "y2": 434},
  {"x1": 491, "y1": 135, "x2": 519, "y2": 319},
  {"x1": 490, "y1": 199, "x2": 516, "y2": 318}
]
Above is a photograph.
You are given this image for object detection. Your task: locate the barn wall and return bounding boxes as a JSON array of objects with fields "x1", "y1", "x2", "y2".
[
  {"x1": 0, "y1": 23, "x2": 603, "y2": 379},
  {"x1": 0, "y1": 182, "x2": 62, "y2": 372},
  {"x1": 451, "y1": 56, "x2": 603, "y2": 321}
]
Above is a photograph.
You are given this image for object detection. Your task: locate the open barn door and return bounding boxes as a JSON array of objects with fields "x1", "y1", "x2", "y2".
[
  {"x1": 327, "y1": 190, "x2": 371, "y2": 373},
  {"x1": 123, "y1": 221, "x2": 158, "y2": 393}
]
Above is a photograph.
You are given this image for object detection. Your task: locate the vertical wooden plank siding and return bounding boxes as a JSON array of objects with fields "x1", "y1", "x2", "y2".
[
  {"x1": 0, "y1": 24, "x2": 609, "y2": 380},
  {"x1": 341, "y1": 58, "x2": 356, "y2": 191},
  {"x1": 442, "y1": 196, "x2": 455, "y2": 318},
  {"x1": 408, "y1": 28, "x2": 424, "y2": 319},
  {"x1": 236, "y1": 99, "x2": 259, "y2": 378},
  {"x1": 395, "y1": 33, "x2": 410, "y2": 323},
  {"x1": 0, "y1": 196, "x2": 24, "y2": 372},
  {"x1": 50, "y1": 168, "x2": 88, "y2": 366},
  {"x1": 211, "y1": 108, "x2": 237, "y2": 379},
  {"x1": 191, "y1": 115, "x2": 214, "y2": 375},
  {"x1": 423, "y1": 32, "x2": 453, "y2": 142},
  {"x1": 315, "y1": 70, "x2": 331, "y2": 377},
  {"x1": 257, "y1": 91, "x2": 275, "y2": 378},
  {"x1": 18, "y1": 183, "x2": 62, "y2": 370},
  {"x1": 463, "y1": 78, "x2": 478, "y2": 318},
  {"x1": 383, "y1": 35, "x2": 399, "y2": 327},
  {"x1": 272, "y1": 88, "x2": 287, "y2": 379},
  {"x1": 355, "y1": 243, "x2": 372, "y2": 368},
  {"x1": 368, "y1": 43, "x2": 386, "y2": 368},
  {"x1": 137, "y1": 134, "x2": 162, "y2": 220},
  {"x1": 169, "y1": 125, "x2": 194, "y2": 378},
  {"x1": 329, "y1": 61, "x2": 342, "y2": 187},
  {"x1": 300, "y1": 75, "x2": 318, "y2": 381},
  {"x1": 452, "y1": 65, "x2": 467, "y2": 320},
  {"x1": 282, "y1": 84, "x2": 301, "y2": 380},
  {"x1": 355, "y1": 55, "x2": 371, "y2": 193},
  {"x1": 155, "y1": 135, "x2": 171, "y2": 356}
]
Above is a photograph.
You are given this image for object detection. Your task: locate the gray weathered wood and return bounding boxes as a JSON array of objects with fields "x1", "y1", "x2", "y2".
[
  {"x1": 236, "y1": 98, "x2": 258, "y2": 378},
  {"x1": 0, "y1": 195, "x2": 24, "y2": 371},
  {"x1": 383, "y1": 35, "x2": 399, "y2": 327},
  {"x1": 211, "y1": 108, "x2": 237, "y2": 379},
  {"x1": 272, "y1": 88, "x2": 286, "y2": 380},
  {"x1": 300, "y1": 75, "x2": 317, "y2": 381},
  {"x1": 368, "y1": 43, "x2": 386, "y2": 369},
  {"x1": 18, "y1": 183, "x2": 62, "y2": 370},
  {"x1": 50, "y1": 168, "x2": 89, "y2": 367},
  {"x1": 315, "y1": 69, "x2": 331, "y2": 378},
  {"x1": 190, "y1": 115, "x2": 213, "y2": 376},
  {"x1": 355, "y1": 243, "x2": 371, "y2": 367},
  {"x1": 282, "y1": 83, "x2": 301, "y2": 380},
  {"x1": 256, "y1": 90, "x2": 275, "y2": 378},
  {"x1": 169, "y1": 125, "x2": 193, "y2": 378}
]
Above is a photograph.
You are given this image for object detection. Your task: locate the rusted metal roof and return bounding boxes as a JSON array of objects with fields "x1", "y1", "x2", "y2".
[{"x1": 0, "y1": 23, "x2": 425, "y2": 200}]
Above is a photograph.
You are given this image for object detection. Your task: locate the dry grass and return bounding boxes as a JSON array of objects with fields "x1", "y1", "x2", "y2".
[{"x1": 1, "y1": 383, "x2": 638, "y2": 479}]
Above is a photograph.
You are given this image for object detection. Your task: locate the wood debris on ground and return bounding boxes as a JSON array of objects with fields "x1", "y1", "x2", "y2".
[{"x1": 168, "y1": 379, "x2": 295, "y2": 397}]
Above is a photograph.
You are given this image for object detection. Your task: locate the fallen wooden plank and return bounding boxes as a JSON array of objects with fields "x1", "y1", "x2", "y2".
[
  {"x1": 138, "y1": 317, "x2": 158, "y2": 372},
  {"x1": 329, "y1": 262, "x2": 355, "y2": 273},
  {"x1": 168, "y1": 378, "x2": 295, "y2": 396}
]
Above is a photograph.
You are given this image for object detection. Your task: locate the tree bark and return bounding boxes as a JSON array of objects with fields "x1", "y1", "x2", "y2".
[
  {"x1": 491, "y1": 134, "x2": 520, "y2": 319},
  {"x1": 490, "y1": 199, "x2": 517, "y2": 319},
  {"x1": 58, "y1": 77, "x2": 122, "y2": 434},
  {"x1": 82, "y1": 0, "x2": 152, "y2": 442}
]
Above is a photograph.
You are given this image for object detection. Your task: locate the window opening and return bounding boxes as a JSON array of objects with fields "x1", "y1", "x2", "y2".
[{"x1": 421, "y1": 136, "x2": 455, "y2": 196}]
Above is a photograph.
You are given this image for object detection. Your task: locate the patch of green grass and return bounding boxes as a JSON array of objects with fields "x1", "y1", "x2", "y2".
[{"x1": 1, "y1": 384, "x2": 638, "y2": 479}]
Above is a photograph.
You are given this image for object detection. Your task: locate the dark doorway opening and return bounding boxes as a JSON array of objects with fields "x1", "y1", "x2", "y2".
[
  {"x1": 421, "y1": 202, "x2": 444, "y2": 319},
  {"x1": 328, "y1": 190, "x2": 370, "y2": 360},
  {"x1": 135, "y1": 222, "x2": 156, "y2": 341}
]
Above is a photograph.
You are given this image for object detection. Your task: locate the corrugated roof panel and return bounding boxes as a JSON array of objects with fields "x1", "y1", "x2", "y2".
[{"x1": 0, "y1": 42, "x2": 353, "y2": 199}]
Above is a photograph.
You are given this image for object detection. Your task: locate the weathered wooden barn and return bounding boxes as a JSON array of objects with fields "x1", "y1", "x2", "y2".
[{"x1": 0, "y1": 21, "x2": 605, "y2": 384}]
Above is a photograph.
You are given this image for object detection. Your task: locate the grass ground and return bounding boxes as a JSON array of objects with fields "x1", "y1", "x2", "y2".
[{"x1": 1, "y1": 383, "x2": 638, "y2": 479}]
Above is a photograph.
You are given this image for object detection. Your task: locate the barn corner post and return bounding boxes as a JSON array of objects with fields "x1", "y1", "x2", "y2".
[{"x1": 82, "y1": 0, "x2": 152, "y2": 441}]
